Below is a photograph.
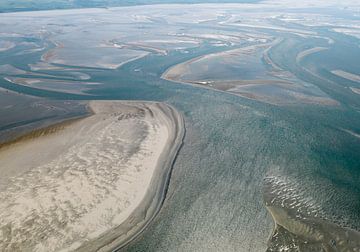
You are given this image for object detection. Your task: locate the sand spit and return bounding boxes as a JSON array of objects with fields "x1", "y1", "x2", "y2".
[{"x1": 0, "y1": 101, "x2": 184, "y2": 252}]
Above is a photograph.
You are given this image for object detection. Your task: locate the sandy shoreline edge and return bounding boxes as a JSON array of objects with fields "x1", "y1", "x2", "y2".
[{"x1": 0, "y1": 100, "x2": 185, "y2": 252}]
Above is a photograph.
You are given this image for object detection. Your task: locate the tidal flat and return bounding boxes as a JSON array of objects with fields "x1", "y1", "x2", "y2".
[{"x1": 0, "y1": 1, "x2": 360, "y2": 251}]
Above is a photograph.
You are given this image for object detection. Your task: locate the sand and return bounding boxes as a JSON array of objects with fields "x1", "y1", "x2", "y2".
[
  {"x1": 4, "y1": 77, "x2": 100, "y2": 95},
  {"x1": 41, "y1": 47, "x2": 149, "y2": 70},
  {"x1": 0, "y1": 101, "x2": 184, "y2": 252},
  {"x1": 295, "y1": 47, "x2": 328, "y2": 63},
  {"x1": 264, "y1": 176, "x2": 360, "y2": 251},
  {"x1": 350, "y1": 87, "x2": 360, "y2": 95},
  {"x1": 332, "y1": 70, "x2": 360, "y2": 83},
  {"x1": 161, "y1": 45, "x2": 339, "y2": 106},
  {"x1": 161, "y1": 43, "x2": 272, "y2": 83}
]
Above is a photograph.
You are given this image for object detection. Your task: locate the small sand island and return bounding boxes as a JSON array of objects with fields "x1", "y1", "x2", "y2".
[
  {"x1": 161, "y1": 45, "x2": 339, "y2": 106},
  {"x1": 0, "y1": 101, "x2": 184, "y2": 252}
]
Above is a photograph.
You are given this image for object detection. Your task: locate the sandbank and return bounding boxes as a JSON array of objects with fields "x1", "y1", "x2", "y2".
[{"x1": 0, "y1": 100, "x2": 184, "y2": 252}]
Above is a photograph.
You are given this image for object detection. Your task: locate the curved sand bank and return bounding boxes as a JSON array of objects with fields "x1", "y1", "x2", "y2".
[
  {"x1": 0, "y1": 101, "x2": 184, "y2": 252},
  {"x1": 161, "y1": 47, "x2": 339, "y2": 106}
]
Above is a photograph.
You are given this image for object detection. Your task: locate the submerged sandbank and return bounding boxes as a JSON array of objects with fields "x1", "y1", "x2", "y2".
[
  {"x1": 264, "y1": 176, "x2": 360, "y2": 251},
  {"x1": 0, "y1": 101, "x2": 184, "y2": 252}
]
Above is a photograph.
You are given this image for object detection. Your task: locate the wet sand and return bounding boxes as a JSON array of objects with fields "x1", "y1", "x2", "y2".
[
  {"x1": 266, "y1": 206, "x2": 360, "y2": 251},
  {"x1": 161, "y1": 44, "x2": 272, "y2": 84},
  {"x1": 350, "y1": 87, "x2": 360, "y2": 95},
  {"x1": 264, "y1": 176, "x2": 360, "y2": 251},
  {"x1": 161, "y1": 47, "x2": 339, "y2": 106},
  {"x1": 4, "y1": 76, "x2": 100, "y2": 95},
  {"x1": 0, "y1": 101, "x2": 184, "y2": 252},
  {"x1": 0, "y1": 88, "x2": 87, "y2": 144}
]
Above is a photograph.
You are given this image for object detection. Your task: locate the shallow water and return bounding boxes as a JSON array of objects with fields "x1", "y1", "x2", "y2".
[{"x1": 0, "y1": 4, "x2": 359, "y2": 251}]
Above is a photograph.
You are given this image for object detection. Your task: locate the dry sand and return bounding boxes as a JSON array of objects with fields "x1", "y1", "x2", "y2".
[{"x1": 0, "y1": 101, "x2": 184, "y2": 252}]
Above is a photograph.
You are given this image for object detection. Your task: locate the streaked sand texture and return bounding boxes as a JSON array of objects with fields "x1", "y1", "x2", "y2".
[{"x1": 0, "y1": 101, "x2": 184, "y2": 252}]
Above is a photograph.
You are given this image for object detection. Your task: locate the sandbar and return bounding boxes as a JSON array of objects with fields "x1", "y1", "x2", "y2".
[
  {"x1": 332, "y1": 70, "x2": 360, "y2": 83},
  {"x1": 0, "y1": 101, "x2": 184, "y2": 252},
  {"x1": 162, "y1": 45, "x2": 339, "y2": 106}
]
